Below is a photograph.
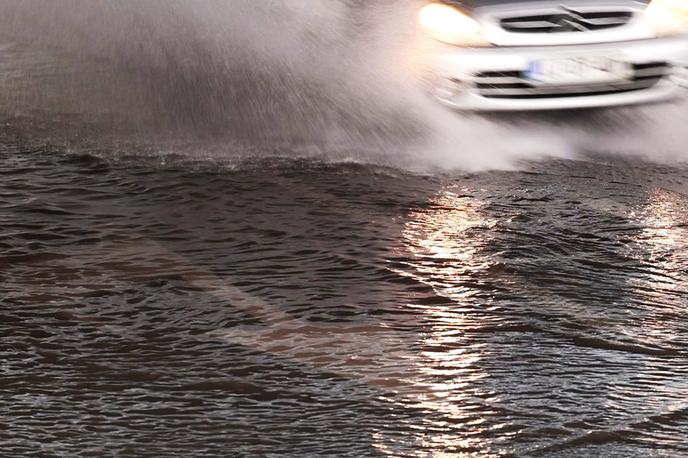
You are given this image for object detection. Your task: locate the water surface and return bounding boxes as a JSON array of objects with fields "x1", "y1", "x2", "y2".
[{"x1": 2, "y1": 145, "x2": 688, "y2": 457}]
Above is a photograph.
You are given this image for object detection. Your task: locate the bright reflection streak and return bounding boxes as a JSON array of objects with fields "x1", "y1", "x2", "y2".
[
  {"x1": 618, "y1": 187, "x2": 688, "y2": 421},
  {"x1": 627, "y1": 187, "x2": 688, "y2": 336},
  {"x1": 376, "y1": 190, "x2": 502, "y2": 456},
  {"x1": 628, "y1": 188, "x2": 688, "y2": 300},
  {"x1": 401, "y1": 189, "x2": 498, "y2": 301}
]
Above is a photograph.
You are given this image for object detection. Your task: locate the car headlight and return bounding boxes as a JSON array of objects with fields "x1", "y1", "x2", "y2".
[
  {"x1": 419, "y1": 2, "x2": 490, "y2": 47},
  {"x1": 646, "y1": 0, "x2": 688, "y2": 37}
]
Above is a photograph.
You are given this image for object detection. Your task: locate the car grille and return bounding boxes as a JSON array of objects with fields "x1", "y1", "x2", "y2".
[
  {"x1": 473, "y1": 62, "x2": 668, "y2": 99},
  {"x1": 500, "y1": 10, "x2": 633, "y2": 33}
]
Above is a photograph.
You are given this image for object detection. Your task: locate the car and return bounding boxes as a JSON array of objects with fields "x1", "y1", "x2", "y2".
[{"x1": 419, "y1": 0, "x2": 688, "y2": 111}]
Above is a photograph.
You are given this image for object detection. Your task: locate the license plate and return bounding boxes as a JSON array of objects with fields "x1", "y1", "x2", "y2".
[{"x1": 526, "y1": 56, "x2": 632, "y2": 86}]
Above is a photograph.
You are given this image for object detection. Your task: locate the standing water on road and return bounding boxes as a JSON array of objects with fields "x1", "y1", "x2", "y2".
[{"x1": 1, "y1": 1, "x2": 688, "y2": 457}]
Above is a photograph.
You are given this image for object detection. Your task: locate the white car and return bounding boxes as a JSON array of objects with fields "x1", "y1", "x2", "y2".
[{"x1": 420, "y1": 0, "x2": 688, "y2": 110}]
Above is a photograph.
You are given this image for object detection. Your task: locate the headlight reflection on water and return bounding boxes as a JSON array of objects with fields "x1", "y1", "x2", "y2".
[
  {"x1": 371, "y1": 190, "x2": 504, "y2": 456},
  {"x1": 627, "y1": 187, "x2": 688, "y2": 327},
  {"x1": 401, "y1": 190, "x2": 499, "y2": 300}
]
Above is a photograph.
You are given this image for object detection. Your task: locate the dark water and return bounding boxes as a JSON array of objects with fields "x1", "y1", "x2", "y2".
[{"x1": 3, "y1": 143, "x2": 688, "y2": 457}]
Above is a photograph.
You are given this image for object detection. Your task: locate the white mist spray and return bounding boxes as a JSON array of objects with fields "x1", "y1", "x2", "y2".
[{"x1": 0, "y1": 0, "x2": 686, "y2": 171}]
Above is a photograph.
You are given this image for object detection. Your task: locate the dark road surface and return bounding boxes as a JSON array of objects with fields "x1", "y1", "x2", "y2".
[{"x1": 2, "y1": 145, "x2": 688, "y2": 457}]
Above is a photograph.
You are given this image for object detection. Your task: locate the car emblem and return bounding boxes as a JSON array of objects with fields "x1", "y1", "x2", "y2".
[{"x1": 553, "y1": 6, "x2": 592, "y2": 32}]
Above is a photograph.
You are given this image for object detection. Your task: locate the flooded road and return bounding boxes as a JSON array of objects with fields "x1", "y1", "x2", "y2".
[
  {"x1": 2, "y1": 1, "x2": 688, "y2": 454},
  {"x1": 2, "y1": 146, "x2": 688, "y2": 457}
]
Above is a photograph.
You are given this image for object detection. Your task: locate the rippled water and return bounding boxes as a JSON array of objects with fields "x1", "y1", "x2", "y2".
[{"x1": 3, "y1": 143, "x2": 688, "y2": 457}]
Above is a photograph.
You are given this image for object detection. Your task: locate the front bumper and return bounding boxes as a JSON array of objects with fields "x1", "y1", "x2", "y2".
[{"x1": 427, "y1": 36, "x2": 688, "y2": 111}]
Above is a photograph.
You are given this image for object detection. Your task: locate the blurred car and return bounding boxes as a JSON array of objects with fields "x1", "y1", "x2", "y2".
[{"x1": 420, "y1": 0, "x2": 688, "y2": 110}]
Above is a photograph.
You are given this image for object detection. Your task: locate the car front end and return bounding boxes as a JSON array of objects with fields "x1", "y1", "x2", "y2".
[{"x1": 420, "y1": 0, "x2": 688, "y2": 111}]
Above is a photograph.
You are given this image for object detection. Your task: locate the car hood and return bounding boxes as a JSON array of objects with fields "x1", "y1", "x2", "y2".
[{"x1": 442, "y1": 0, "x2": 649, "y2": 13}]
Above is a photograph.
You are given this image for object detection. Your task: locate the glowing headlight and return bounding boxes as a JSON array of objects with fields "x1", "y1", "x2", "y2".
[
  {"x1": 646, "y1": 0, "x2": 688, "y2": 36},
  {"x1": 419, "y1": 3, "x2": 490, "y2": 47}
]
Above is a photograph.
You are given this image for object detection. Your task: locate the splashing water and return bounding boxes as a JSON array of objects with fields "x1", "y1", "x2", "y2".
[{"x1": 0, "y1": 0, "x2": 687, "y2": 171}]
